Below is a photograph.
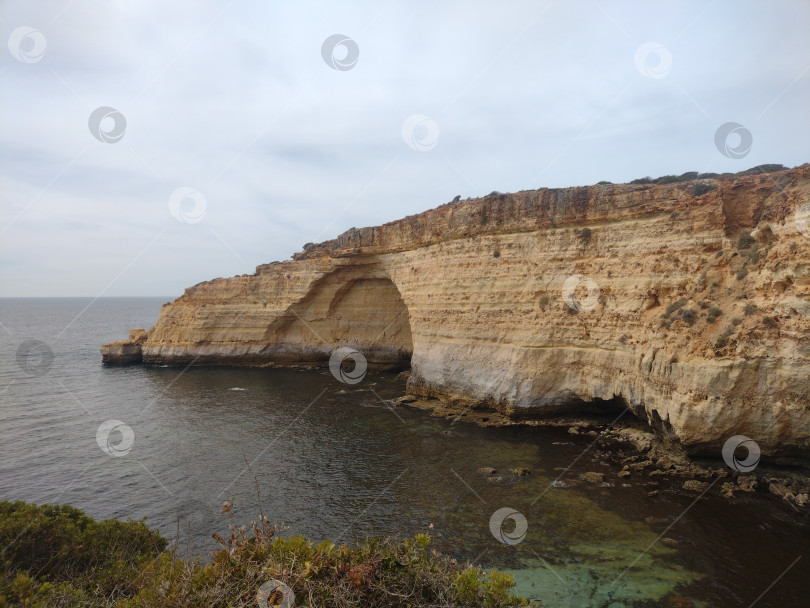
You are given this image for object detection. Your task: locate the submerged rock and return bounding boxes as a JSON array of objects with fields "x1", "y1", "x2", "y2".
[
  {"x1": 682, "y1": 480, "x2": 708, "y2": 493},
  {"x1": 579, "y1": 472, "x2": 605, "y2": 483}
]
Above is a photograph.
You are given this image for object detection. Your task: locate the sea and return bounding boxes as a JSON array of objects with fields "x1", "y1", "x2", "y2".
[{"x1": 0, "y1": 297, "x2": 807, "y2": 607}]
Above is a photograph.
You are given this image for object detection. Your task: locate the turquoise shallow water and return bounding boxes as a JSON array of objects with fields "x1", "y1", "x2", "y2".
[{"x1": 0, "y1": 298, "x2": 807, "y2": 607}]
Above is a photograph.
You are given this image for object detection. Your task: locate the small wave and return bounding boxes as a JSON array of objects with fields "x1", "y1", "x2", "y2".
[{"x1": 228, "y1": 387, "x2": 248, "y2": 391}]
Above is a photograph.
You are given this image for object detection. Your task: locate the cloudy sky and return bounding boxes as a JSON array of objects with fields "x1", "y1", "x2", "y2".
[{"x1": 1, "y1": 0, "x2": 808, "y2": 297}]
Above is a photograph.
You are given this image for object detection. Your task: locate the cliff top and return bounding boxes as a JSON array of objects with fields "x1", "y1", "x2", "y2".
[{"x1": 261, "y1": 163, "x2": 807, "y2": 270}]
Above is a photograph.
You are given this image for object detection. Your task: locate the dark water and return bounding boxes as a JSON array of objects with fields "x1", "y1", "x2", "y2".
[{"x1": 0, "y1": 298, "x2": 807, "y2": 607}]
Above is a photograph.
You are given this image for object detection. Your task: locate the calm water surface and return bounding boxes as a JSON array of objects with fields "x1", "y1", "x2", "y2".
[{"x1": 0, "y1": 298, "x2": 807, "y2": 607}]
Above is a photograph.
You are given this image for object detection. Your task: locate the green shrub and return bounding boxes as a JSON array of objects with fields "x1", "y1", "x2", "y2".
[
  {"x1": 744, "y1": 303, "x2": 757, "y2": 316},
  {"x1": 665, "y1": 298, "x2": 689, "y2": 315},
  {"x1": 738, "y1": 231, "x2": 756, "y2": 249},
  {"x1": 0, "y1": 500, "x2": 166, "y2": 601},
  {"x1": 763, "y1": 316, "x2": 778, "y2": 328},
  {"x1": 692, "y1": 182, "x2": 715, "y2": 196},
  {"x1": 714, "y1": 328, "x2": 735, "y2": 350},
  {"x1": 736, "y1": 268, "x2": 748, "y2": 281},
  {"x1": 735, "y1": 164, "x2": 787, "y2": 176},
  {"x1": 707, "y1": 306, "x2": 722, "y2": 322},
  {"x1": 0, "y1": 501, "x2": 528, "y2": 608}
]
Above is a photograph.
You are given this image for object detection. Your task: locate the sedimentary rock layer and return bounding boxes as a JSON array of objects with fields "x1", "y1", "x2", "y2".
[{"x1": 103, "y1": 166, "x2": 810, "y2": 459}]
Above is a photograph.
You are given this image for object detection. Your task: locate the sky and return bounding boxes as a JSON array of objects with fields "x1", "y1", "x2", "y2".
[{"x1": 1, "y1": 0, "x2": 809, "y2": 297}]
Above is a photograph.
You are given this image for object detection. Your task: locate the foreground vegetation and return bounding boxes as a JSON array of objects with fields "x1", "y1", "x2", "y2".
[{"x1": 0, "y1": 501, "x2": 530, "y2": 607}]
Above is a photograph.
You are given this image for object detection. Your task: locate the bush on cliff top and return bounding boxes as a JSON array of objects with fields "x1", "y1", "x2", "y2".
[
  {"x1": 0, "y1": 501, "x2": 529, "y2": 608},
  {"x1": 629, "y1": 164, "x2": 788, "y2": 189}
]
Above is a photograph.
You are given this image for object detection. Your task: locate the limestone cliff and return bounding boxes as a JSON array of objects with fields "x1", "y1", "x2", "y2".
[{"x1": 103, "y1": 166, "x2": 810, "y2": 460}]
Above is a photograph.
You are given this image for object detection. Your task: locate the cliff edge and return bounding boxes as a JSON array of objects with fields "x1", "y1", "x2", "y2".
[{"x1": 103, "y1": 165, "x2": 810, "y2": 460}]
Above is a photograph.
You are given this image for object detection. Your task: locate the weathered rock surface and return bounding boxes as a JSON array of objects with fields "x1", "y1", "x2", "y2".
[
  {"x1": 103, "y1": 166, "x2": 810, "y2": 460},
  {"x1": 101, "y1": 328, "x2": 148, "y2": 365}
]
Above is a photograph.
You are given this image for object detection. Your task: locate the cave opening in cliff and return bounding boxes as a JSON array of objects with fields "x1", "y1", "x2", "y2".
[
  {"x1": 280, "y1": 269, "x2": 413, "y2": 368},
  {"x1": 533, "y1": 394, "x2": 632, "y2": 421}
]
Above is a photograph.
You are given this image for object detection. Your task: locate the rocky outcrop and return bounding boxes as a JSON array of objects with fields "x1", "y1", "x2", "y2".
[
  {"x1": 101, "y1": 329, "x2": 147, "y2": 365},
  {"x1": 103, "y1": 166, "x2": 810, "y2": 460}
]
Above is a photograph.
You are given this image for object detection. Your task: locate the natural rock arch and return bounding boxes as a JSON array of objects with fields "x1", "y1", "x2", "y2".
[{"x1": 265, "y1": 263, "x2": 413, "y2": 365}]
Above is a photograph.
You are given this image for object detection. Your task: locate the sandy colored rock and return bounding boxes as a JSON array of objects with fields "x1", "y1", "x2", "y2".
[
  {"x1": 128, "y1": 328, "x2": 148, "y2": 343},
  {"x1": 101, "y1": 339, "x2": 143, "y2": 365},
  {"x1": 102, "y1": 166, "x2": 810, "y2": 459},
  {"x1": 580, "y1": 471, "x2": 605, "y2": 483},
  {"x1": 682, "y1": 480, "x2": 709, "y2": 492},
  {"x1": 736, "y1": 475, "x2": 758, "y2": 492},
  {"x1": 477, "y1": 467, "x2": 497, "y2": 474}
]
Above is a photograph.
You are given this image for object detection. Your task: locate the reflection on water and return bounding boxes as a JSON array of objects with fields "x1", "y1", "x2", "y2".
[{"x1": 0, "y1": 298, "x2": 807, "y2": 608}]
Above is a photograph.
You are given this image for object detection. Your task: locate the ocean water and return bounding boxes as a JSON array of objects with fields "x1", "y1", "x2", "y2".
[{"x1": 0, "y1": 297, "x2": 807, "y2": 607}]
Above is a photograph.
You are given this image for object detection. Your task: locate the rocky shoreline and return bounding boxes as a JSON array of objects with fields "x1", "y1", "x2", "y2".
[{"x1": 392, "y1": 391, "x2": 810, "y2": 512}]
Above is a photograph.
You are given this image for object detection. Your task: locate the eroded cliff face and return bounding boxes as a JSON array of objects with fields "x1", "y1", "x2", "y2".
[{"x1": 103, "y1": 166, "x2": 810, "y2": 459}]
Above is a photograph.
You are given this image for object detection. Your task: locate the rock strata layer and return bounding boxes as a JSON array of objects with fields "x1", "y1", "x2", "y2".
[{"x1": 103, "y1": 166, "x2": 810, "y2": 460}]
